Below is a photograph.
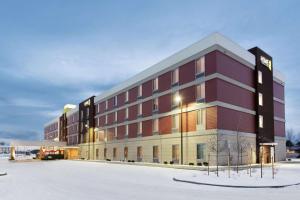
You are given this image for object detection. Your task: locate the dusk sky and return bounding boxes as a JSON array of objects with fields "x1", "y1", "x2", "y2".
[{"x1": 0, "y1": 0, "x2": 299, "y2": 141}]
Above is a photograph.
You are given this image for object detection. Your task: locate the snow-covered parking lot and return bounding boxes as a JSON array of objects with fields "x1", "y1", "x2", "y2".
[{"x1": 0, "y1": 159, "x2": 299, "y2": 200}]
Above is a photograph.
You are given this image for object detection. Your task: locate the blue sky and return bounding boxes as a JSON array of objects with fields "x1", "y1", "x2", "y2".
[{"x1": 0, "y1": 0, "x2": 299, "y2": 140}]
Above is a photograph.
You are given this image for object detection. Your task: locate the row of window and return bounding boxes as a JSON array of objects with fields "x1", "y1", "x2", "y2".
[
  {"x1": 96, "y1": 56, "x2": 206, "y2": 113},
  {"x1": 45, "y1": 122, "x2": 59, "y2": 132},
  {"x1": 94, "y1": 109, "x2": 206, "y2": 140},
  {"x1": 96, "y1": 82, "x2": 205, "y2": 127},
  {"x1": 96, "y1": 143, "x2": 206, "y2": 161}
]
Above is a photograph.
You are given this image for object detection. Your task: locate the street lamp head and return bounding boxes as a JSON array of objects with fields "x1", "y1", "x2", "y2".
[
  {"x1": 85, "y1": 124, "x2": 89, "y2": 128},
  {"x1": 174, "y1": 95, "x2": 182, "y2": 103}
]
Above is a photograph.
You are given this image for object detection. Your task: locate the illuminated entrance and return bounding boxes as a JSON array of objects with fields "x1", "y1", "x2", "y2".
[{"x1": 259, "y1": 143, "x2": 277, "y2": 164}]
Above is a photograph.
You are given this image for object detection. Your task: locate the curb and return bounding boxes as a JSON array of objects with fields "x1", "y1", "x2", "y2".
[{"x1": 173, "y1": 178, "x2": 300, "y2": 188}]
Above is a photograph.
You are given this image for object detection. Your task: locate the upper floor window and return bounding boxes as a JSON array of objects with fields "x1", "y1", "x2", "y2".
[
  {"x1": 138, "y1": 122, "x2": 142, "y2": 134},
  {"x1": 138, "y1": 103, "x2": 142, "y2": 116},
  {"x1": 115, "y1": 111, "x2": 118, "y2": 122},
  {"x1": 125, "y1": 125, "x2": 129, "y2": 136},
  {"x1": 86, "y1": 109, "x2": 89, "y2": 117},
  {"x1": 259, "y1": 115, "x2": 263, "y2": 128},
  {"x1": 125, "y1": 108, "x2": 129, "y2": 119},
  {"x1": 105, "y1": 100, "x2": 108, "y2": 110},
  {"x1": 105, "y1": 115, "x2": 108, "y2": 124},
  {"x1": 197, "y1": 109, "x2": 206, "y2": 128},
  {"x1": 258, "y1": 71, "x2": 263, "y2": 84},
  {"x1": 153, "y1": 77, "x2": 159, "y2": 91},
  {"x1": 196, "y1": 83, "x2": 205, "y2": 101},
  {"x1": 172, "y1": 114, "x2": 179, "y2": 130},
  {"x1": 138, "y1": 85, "x2": 143, "y2": 98},
  {"x1": 153, "y1": 118, "x2": 159, "y2": 133},
  {"x1": 196, "y1": 56, "x2": 205, "y2": 75},
  {"x1": 114, "y1": 96, "x2": 118, "y2": 107},
  {"x1": 125, "y1": 91, "x2": 129, "y2": 102},
  {"x1": 259, "y1": 93, "x2": 263, "y2": 106},
  {"x1": 153, "y1": 98, "x2": 159, "y2": 111},
  {"x1": 114, "y1": 127, "x2": 118, "y2": 138},
  {"x1": 172, "y1": 68, "x2": 179, "y2": 85}
]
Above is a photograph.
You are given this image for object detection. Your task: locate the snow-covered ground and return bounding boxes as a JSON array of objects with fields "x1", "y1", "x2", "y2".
[{"x1": 0, "y1": 160, "x2": 299, "y2": 200}]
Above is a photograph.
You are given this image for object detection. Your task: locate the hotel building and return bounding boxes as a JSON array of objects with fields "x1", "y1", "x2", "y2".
[{"x1": 44, "y1": 33, "x2": 286, "y2": 165}]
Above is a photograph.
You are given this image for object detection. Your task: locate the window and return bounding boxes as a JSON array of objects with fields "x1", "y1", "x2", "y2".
[
  {"x1": 196, "y1": 56, "x2": 205, "y2": 75},
  {"x1": 125, "y1": 91, "x2": 129, "y2": 102},
  {"x1": 138, "y1": 103, "x2": 142, "y2": 116},
  {"x1": 153, "y1": 146, "x2": 159, "y2": 163},
  {"x1": 138, "y1": 122, "x2": 142, "y2": 134},
  {"x1": 114, "y1": 96, "x2": 118, "y2": 107},
  {"x1": 153, "y1": 98, "x2": 159, "y2": 111},
  {"x1": 138, "y1": 85, "x2": 142, "y2": 97},
  {"x1": 172, "y1": 68, "x2": 179, "y2": 85},
  {"x1": 96, "y1": 148, "x2": 99, "y2": 159},
  {"x1": 258, "y1": 71, "x2": 263, "y2": 84},
  {"x1": 105, "y1": 115, "x2": 108, "y2": 124},
  {"x1": 197, "y1": 109, "x2": 206, "y2": 126},
  {"x1": 172, "y1": 114, "x2": 179, "y2": 130},
  {"x1": 125, "y1": 108, "x2": 129, "y2": 119},
  {"x1": 97, "y1": 104, "x2": 100, "y2": 113},
  {"x1": 172, "y1": 91, "x2": 180, "y2": 107},
  {"x1": 105, "y1": 100, "x2": 108, "y2": 110},
  {"x1": 259, "y1": 115, "x2": 264, "y2": 128},
  {"x1": 124, "y1": 147, "x2": 128, "y2": 160},
  {"x1": 259, "y1": 93, "x2": 263, "y2": 106},
  {"x1": 115, "y1": 112, "x2": 118, "y2": 122},
  {"x1": 113, "y1": 148, "x2": 117, "y2": 159},
  {"x1": 137, "y1": 146, "x2": 143, "y2": 161},
  {"x1": 172, "y1": 144, "x2": 179, "y2": 163},
  {"x1": 104, "y1": 148, "x2": 107, "y2": 159},
  {"x1": 114, "y1": 127, "x2": 118, "y2": 138},
  {"x1": 86, "y1": 109, "x2": 89, "y2": 117},
  {"x1": 153, "y1": 118, "x2": 159, "y2": 133},
  {"x1": 125, "y1": 125, "x2": 129, "y2": 136},
  {"x1": 196, "y1": 83, "x2": 205, "y2": 100},
  {"x1": 153, "y1": 77, "x2": 159, "y2": 91},
  {"x1": 197, "y1": 143, "x2": 206, "y2": 160}
]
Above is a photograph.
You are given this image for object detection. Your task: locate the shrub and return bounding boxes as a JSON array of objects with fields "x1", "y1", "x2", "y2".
[
  {"x1": 203, "y1": 162, "x2": 208, "y2": 166},
  {"x1": 189, "y1": 163, "x2": 194, "y2": 165},
  {"x1": 170, "y1": 161, "x2": 174, "y2": 165},
  {"x1": 164, "y1": 161, "x2": 168, "y2": 164}
]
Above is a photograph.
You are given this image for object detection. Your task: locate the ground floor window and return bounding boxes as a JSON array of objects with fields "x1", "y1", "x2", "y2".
[
  {"x1": 113, "y1": 148, "x2": 117, "y2": 160},
  {"x1": 137, "y1": 146, "x2": 143, "y2": 162},
  {"x1": 172, "y1": 144, "x2": 179, "y2": 164},
  {"x1": 124, "y1": 147, "x2": 128, "y2": 160},
  {"x1": 153, "y1": 146, "x2": 159, "y2": 163},
  {"x1": 196, "y1": 143, "x2": 206, "y2": 160},
  {"x1": 104, "y1": 148, "x2": 107, "y2": 159},
  {"x1": 96, "y1": 148, "x2": 99, "y2": 159}
]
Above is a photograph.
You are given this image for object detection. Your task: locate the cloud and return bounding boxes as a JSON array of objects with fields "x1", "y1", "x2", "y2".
[{"x1": 0, "y1": 97, "x2": 53, "y2": 108}]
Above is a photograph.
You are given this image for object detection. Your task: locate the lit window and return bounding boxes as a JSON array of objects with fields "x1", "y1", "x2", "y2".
[
  {"x1": 153, "y1": 118, "x2": 159, "y2": 133},
  {"x1": 138, "y1": 85, "x2": 142, "y2": 97},
  {"x1": 196, "y1": 83, "x2": 205, "y2": 100},
  {"x1": 172, "y1": 114, "x2": 179, "y2": 130},
  {"x1": 97, "y1": 104, "x2": 100, "y2": 113},
  {"x1": 172, "y1": 68, "x2": 179, "y2": 85},
  {"x1": 105, "y1": 115, "x2": 108, "y2": 124},
  {"x1": 172, "y1": 91, "x2": 180, "y2": 107},
  {"x1": 138, "y1": 103, "x2": 142, "y2": 116},
  {"x1": 115, "y1": 127, "x2": 118, "y2": 138},
  {"x1": 197, "y1": 109, "x2": 206, "y2": 126},
  {"x1": 115, "y1": 111, "x2": 118, "y2": 122},
  {"x1": 125, "y1": 91, "x2": 129, "y2": 102},
  {"x1": 196, "y1": 56, "x2": 205, "y2": 75},
  {"x1": 125, "y1": 108, "x2": 129, "y2": 119},
  {"x1": 259, "y1": 115, "x2": 263, "y2": 128},
  {"x1": 125, "y1": 125, "x2": 129, "y2": 136},
  {"x1": 258, "y1": 71, "x2": 263, "y2": 84},
  {"x1": 138, "y1": 122, "x2": 142, "y2": 134},
  {"x1": 259, "y1": 93, "x2": 263, "y2": 106},
  {"x1": 153, "y1": 78, "x2": 159, "y2": 91},
  {"x1": 153, "y1": 98, "x2": 159, "y2": 111},
  {"x1": 105, "y1": 100, "x2": 108, "y2": 110}
]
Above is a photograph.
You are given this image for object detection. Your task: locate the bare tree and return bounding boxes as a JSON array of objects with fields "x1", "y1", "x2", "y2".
[{"x1": 286, "y1": 129, "x2": 295, "y2": 147}]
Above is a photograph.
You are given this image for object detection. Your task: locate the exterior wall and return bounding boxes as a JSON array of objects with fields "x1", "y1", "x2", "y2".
[
  {"x1": 44, "y1": 121, "x2": 59, "y2": 141},
  {"x1": 66, "y1": 111, "x2": 79, "y2": 146},
  {"x1": 275, "y1": 136, "x2": 286, "y2": 161}
]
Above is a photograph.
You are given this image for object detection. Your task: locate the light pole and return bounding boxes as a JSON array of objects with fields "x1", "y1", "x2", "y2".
[{"x1": 175, "y1": 95, "x2": 183, "y2": 165}]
